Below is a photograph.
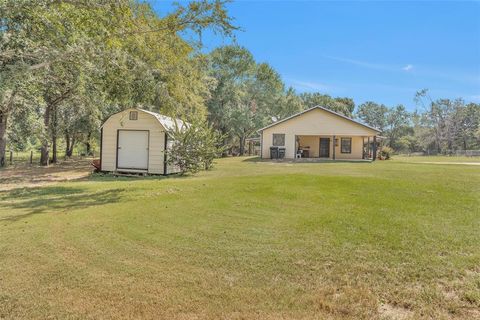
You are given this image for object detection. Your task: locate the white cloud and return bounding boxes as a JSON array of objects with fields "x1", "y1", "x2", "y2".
[{"x1": 402, "y1": 64, "x2": 414, "y2": 71}]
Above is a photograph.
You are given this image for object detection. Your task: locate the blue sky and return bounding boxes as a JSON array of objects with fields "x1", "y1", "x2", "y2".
[{"x1": 151, "y1": 1, "x2": 480, "y2": 110}]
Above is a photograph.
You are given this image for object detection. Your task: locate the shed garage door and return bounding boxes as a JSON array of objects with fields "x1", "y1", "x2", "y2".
[{"x1": 117, "y1": 130, "x2": 149, "y2": 170}]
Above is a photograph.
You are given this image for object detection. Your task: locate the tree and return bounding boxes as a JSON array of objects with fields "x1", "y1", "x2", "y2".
[
  {"x1": 207, "y1": 45, "x2": 256, "y2": 151},
  {"x1": 299, "y1": 92, "x2": 354, "y2": 116},
  {"x1": 207, "y1": 45, "x2": 287, "y2": 155},
  {"x1": 454, "y1": 103, "x2": 480, "y2": 150},
  {"x1": 385, "y1": 105, "x2": 411, "y2": 150},
  {"x1": 274, "y1": 87, "x2": 304, "y2": 121},
  {"x1": 412, "y1": 89, "x2": 480, "y2": 154},
  {"x1": 233, "y1": 62, "x2": 284, "y2": 155},
  {"x1": 0, "y1": 0, "x2": 237, "y2": 166},
  {"x1": 356, "y1": 101, "x2": 389, "y2": 132}
]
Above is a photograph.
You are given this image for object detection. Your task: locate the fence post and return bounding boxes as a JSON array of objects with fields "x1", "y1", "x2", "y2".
[
  {"x1": 30, "y1": 150, "x2": 33, "y2": 165},
  {"x1": 9, "y1": 150, "x2": 13, "y2": 165}
]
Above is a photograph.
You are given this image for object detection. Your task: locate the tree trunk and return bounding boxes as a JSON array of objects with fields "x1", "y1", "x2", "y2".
[
  {"x1": 51, "y1": 106, "x2": 58, "y2": 163},
  {"x1": 52, "y1": 136, "x2": 57, "y2": 163},
  {"x1": 239, "y1": 135, "x2": 245, "y2": 156},
  {"x1": 221, "y1": 127, "x2": 229, "y2": 157},
  {"x1": 0, "y1": 110, "x2": 7, "y2": 167},
  {"x1": 65, "y1": 132, "x2": 71, "y2": 158},
  {"x1": 40, "y1": 105, "x2": 51, "y2": 166},
  {"x1": 85, "y1": 132, "x2": 92, "y2": 156},
  {"x1": 68, "y1": 136, "x2": 75, "y2": 157}
]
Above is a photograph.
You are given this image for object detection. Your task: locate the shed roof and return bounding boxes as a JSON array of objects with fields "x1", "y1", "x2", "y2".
[
  {"x1": 101, "y1": 108, "x2": 187, "y2": 132},
  {"x1": 139, "y1": 109, "x2": 187, "y2": 131},
  {"x1": 257, "y1": 106, "x2": 381, "y2": 133}
]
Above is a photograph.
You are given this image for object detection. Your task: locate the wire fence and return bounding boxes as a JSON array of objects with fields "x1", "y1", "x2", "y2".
[
  {"x1": 3, "y1": 150, "x2": 98, "y2": 166},
  {"x1": 401, "y1": 150, "x2": 480, "y2": 157}
]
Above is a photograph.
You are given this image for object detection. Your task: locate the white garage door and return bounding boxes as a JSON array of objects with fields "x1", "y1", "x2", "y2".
[{"x1": 117, "y1": 130, "x2": 149, "y2": 170}]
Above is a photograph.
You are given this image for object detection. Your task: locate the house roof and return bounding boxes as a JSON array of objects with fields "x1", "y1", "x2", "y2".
[{"x1": 257, "y1": 106, "x2": 381, "y2": 133}]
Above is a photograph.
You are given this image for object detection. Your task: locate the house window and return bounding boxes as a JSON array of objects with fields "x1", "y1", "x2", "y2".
[
  {"x1": 341, "y1": 138, "x2": 352, "y2": 153},
  {"x1": 129, "y1": 111, "x2": 138, "y2": 120},
  {"x1": 272, "y1": 134, "x2": 285, "y2": 146}
]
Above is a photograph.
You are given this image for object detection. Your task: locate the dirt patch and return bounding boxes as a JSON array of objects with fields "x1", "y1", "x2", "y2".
[
  {"x1": 378, "y1": 303, "x2": 414, "y2": 320},
  {"x1": 0, "y1": 159, "x2": 93, "y2": 191}
]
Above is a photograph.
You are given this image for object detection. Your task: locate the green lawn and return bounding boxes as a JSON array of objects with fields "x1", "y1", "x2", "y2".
[{"x1": 1, "y1": 157, "x2": 479, "y2": 319}]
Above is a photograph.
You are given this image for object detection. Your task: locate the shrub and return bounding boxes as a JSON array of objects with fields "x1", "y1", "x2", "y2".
[
  {"x1": 379, "y1": 146, "x2": 393, "y2": 160},
  {"x1": 167, "y1": 117, "x2": 224, "y2": 175}
]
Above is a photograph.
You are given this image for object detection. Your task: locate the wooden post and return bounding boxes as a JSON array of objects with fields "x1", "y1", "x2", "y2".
[
  {"x1": 9, "y1": 150, "x2": 12, "y2": 165},
  {"x1": 30, "y1": 151, "x2": 33, "y2": 165},
  {"x1": 332, "y1": 135, "x2": 336, "y2": 160},
  {"x1": 367, "y1": 137, "x2": 370, "y2": 159},
  {"x1": 362, "y1": 137, "x2": 365, "y2": 159},
  {"x1": 373, "y1": 136, "x2": 377, "y2": 161}
]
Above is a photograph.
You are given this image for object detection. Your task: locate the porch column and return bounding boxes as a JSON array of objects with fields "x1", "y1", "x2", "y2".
[
  {"x1": 373, "y1": 136, "x2": 377, "y2": 161},
  {"x1": 362, "y1": 136, "x2": 365, "y2": 159},
  {"x1": 367, "y1": 137, "x2": 370, "y2": 159},
  {"x1": 332, "y1": 135, "x2": 336, "y2": 160}
]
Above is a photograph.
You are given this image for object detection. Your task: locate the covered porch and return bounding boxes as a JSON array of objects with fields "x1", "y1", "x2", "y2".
[{"x1": 295, "y1": 135, "x2": 379, "y2": 160}]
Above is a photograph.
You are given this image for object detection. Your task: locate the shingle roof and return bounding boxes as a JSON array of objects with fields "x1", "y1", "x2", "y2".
[{"x1": 257, "y1": 106, "x2": 381, "y2": 133}]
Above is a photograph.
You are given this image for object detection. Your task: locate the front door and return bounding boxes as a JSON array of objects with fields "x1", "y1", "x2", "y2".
[{"x1": 319, "y1": 138, "x2": 330, "y2": 158}]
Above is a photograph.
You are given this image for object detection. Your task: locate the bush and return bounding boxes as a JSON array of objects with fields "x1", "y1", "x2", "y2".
[
  {"x1": 167, "y1": 117, "x2": 224, "y2": 175},
  {"x1": 379, "y1": 146, "x2": 393, "y2": 160}
]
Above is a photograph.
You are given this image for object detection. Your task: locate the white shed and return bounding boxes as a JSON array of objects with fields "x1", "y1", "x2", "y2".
[{"x1": 100, "y1": 108, "x2": 184, "y2": 174}]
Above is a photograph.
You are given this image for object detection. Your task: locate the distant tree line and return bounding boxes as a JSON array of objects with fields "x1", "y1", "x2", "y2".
[
  {"x1": 356, "y1": 90, "x2": 480, "y2": 154},
  {"x1": 1, "y1": 0, "x2": 479, "y2": 168}
]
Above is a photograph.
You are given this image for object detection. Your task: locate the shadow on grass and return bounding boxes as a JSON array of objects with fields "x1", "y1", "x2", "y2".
[
  {"x1": 88, "y1": 172, "x2": 189, "y2": 182},
  {"x1": 0, "y1": 185, "x2": 125, "y2": 222}
]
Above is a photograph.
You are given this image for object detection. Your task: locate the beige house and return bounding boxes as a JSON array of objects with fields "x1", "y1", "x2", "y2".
[
  {"x1": 100, "y1": 108, "x2": 184, "y2": 174},
  {"x1": 258, "y1": 106, "x2": 381, "y2": 160}
]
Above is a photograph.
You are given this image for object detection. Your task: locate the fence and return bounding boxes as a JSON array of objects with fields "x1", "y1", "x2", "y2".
[
  {"x1": 453, "y1": 150, "x2": 480, "y2": 157},
  {"x1": 3, "y1": 149, "x2": 98, "y2": 166},
  {"x1": 401, "y1": 150, "x2": 480, "y2": 157}
]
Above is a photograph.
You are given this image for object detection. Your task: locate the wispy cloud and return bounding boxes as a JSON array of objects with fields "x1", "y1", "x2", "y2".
[
  {"x1": 469, "y1": 95, "x2": 480, "y2": 102},
  {"x1": 285, "y1": 78, "x2": 334, "y2": 92},
  {"x1": 323, "y1": 55, "x2": 479, "y2": 85},
  {"x1": 325, "y1": 55, "x2": 413, "y2": 73},
  {"x1": 323, "y1": 55, "x2": 395, "y2": 72}
]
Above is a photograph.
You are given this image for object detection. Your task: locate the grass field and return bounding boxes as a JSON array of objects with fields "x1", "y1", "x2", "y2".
[{"x1": 1, "y1": 157, "x2": 479, "y2": 319}]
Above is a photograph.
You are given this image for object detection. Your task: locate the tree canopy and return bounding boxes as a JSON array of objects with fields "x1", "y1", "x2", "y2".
[{"x1": 1, "y1": 1, "x2": 479, "y2": 167}]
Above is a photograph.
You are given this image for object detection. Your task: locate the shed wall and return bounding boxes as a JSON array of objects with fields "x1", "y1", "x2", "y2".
[{"x1": 101, "y1": 109, "x2": 166, "y2": 174}]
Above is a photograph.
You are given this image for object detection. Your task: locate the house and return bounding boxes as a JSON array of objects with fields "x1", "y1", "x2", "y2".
[
  {"x1": 258, "y1": 106, "x2": 381, "y2": 160},
  {"x1": 100, "y1": 108, "x2": 184, "y2": 174}
]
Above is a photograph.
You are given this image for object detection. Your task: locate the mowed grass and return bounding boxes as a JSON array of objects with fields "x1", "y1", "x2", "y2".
[{"x1": 1, "y1": 158, "x2": 479, "y2": 319}]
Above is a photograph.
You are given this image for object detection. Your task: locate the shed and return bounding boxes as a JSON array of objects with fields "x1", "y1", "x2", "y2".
[{"x1": 100, "y1": 108, "x2": 184, "y2": 174}]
